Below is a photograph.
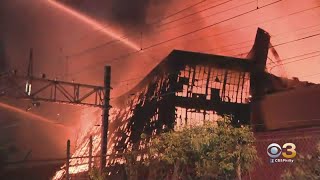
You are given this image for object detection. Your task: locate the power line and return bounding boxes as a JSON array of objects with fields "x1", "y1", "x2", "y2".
[
  {"x1": 272, "y1": 33, "x2": 320, "y2": 47},
  {"x1": 108, "y1": 33, "x2": 320, "y2": 88},
  {"x1": 269, "y1": 53, "x2": 320, "y2": 71},
  {"x1": 143, "y1": 1, "x2": 282, "y2": 51},
  {"x1": 148, "y1": 0, "x2": 320, "y2": 53},
  {"x1": 66, "y1": 1, "x2": 320, "y2": 60},
  {"x1": 65, "y1": 0, "x2": 237, "y2": 59},
  {"x1": 204, "y1": 23, "x2": 320, "y2": 54},
  {"x1": 69, "y1": 0, "x2": 320, "y2": 62},
  {"x1": 156, "y1": 0, "x2": 255, "y2": 32},
  {"x1": 216, "y1": 32, "x2": 320, "y2": 60},
  {"x1": 270, "y1": 24, "x2": 320, "y2": 40},
  {"x1": 153, "y1": 0, "x2": 210, "y2": 24},
  {"x1": 63, "y1": 0, "x2": 213, "y2": 52},
  {"x1": 204, "y1": 40, "x2": 253, "y2": 53},
  {"x1": 267, "y1": 50, "x2": 320, "y2": 65},
  {"x1": 208, "y1": 29, "x2": 320, "y2": 56},
  {"x1": 65, "y1": 0, "x2": 285, "y2": 77},
  {"x1": 20, "y1": 26, "x2": 319, "y2": 86},
  {"x1": 151, "y1": 0, "x2": 320, "y2": 48},
  {"x1": 157, "y1": 0, "x2": 233, "y2": 27},
  {"x1": 267, "y1": 56, "x2": 276, "y2": 65},
  {"x1": 183, "y1": 4, "x2": 320, "y2": 48},
  {"x1": 113, "y1": 77, "x2": 145, "y2": 84}
]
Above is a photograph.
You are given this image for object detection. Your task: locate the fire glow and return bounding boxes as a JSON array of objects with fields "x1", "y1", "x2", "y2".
[
  {"x1": 46, "y1": 0, "x2": 140, "y2": 51},
  {"x1": 52, "y1": 67, "x2": 224, "y2": 179},
  {"x1": 52, "y1": 109, "x2": 111, "y2": 180}
]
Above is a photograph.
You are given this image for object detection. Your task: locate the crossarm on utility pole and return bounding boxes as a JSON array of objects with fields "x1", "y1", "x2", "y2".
[{"x1": 0, "y1": 73, "x2": 107, "y2": 108}]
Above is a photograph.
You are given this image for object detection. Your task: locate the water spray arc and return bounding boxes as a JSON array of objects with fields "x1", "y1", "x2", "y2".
[
  {"x1": 47, "y1": 0, "x2": 141, "y2": 51},
  {"x1": 0, "y1": 102, "x2": 67, "y2": 128}
]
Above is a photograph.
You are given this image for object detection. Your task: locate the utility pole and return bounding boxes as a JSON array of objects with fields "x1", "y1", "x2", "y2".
[
  {"x1": 0, "y1": 50, "x2": 112, "y2": 177},
  {"x1": 100, "y1": 66, "x2": 111, "y2": 173},
  {"x1": 89, "y1": 136, "x2": 93, "y2": 173},
  {"x1": 66, "y1": 140, "x2": 70, "y2": 180}
]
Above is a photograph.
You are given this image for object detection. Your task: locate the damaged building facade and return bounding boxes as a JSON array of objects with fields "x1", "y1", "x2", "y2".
[{"x1": 53, "y1": 28, "x2": 320, "y2": 179}]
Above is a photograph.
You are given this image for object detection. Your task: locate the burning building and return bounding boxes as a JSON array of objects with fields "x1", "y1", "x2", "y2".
[
  {"x1": 53, "y1": 28, "x2": 320, "y2": 179},
  {"x1": 52, "y1": 48, "x2": 253, "y2": 178}
]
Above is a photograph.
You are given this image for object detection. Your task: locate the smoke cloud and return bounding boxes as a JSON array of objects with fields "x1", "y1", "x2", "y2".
[
  {"x1": 59, "y1": 0, "x2": 173, "y2": 31},
  {"x1": 0, "y1": 4, "x2": 5, "y2": 73},
  {"x1": 108, "y1": 0, "x2": 172, "y2": 27},
  {"x1": 0, "y1": 40, "x2": 6, "y2": 72}
]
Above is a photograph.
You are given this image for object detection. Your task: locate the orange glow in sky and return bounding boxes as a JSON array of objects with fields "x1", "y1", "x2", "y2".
[{"x1": 46, "y1": 0, "x2": 141, "y2": 51}]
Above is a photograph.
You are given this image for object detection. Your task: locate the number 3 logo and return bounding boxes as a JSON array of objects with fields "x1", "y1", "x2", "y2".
[{"x1": 282, "y1": 143, "x2": 297, "y2": 159}]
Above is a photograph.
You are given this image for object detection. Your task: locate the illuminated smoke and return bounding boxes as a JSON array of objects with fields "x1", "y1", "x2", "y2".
[
  {"x1": 108, "y1": 0, "x2": 172, "y2": 28},
  {"x1": 46, "y1": 0, "x2": 140, "y2": 51},
  {"x1": 56, "y1": 0, "x2": 173, "y2": 31}
]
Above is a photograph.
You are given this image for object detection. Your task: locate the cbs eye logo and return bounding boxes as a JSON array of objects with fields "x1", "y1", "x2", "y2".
[{"x1": 267, "y1": 143, "x2": 297, "y2": 159}]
